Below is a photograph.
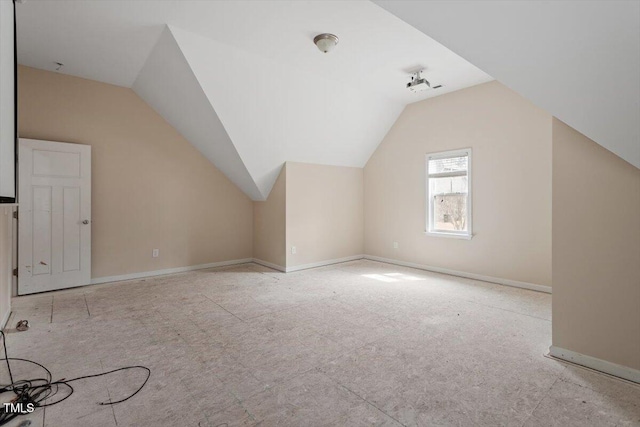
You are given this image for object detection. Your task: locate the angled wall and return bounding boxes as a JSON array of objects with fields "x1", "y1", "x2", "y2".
[
  {"x1": 18, "y1": 66, "x2": 253, "y2": 280},
  {"x1": 551, "y1": 118, "x2": 640, "y2": 379},
  {"x1": 132, "y1": 26, "x2": 262, "y2": 200}
]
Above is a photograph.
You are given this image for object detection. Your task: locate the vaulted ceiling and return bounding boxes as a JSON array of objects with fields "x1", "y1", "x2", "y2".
[
  {"x1": 17, "y1": 1, "x2": 637, "y2": 200},
  {"x1": 374, "y1": 0, "x2": 640, "y2": 170},
  {"x1": 16, "y1": 0, "x2": 492, "y2": 200}
]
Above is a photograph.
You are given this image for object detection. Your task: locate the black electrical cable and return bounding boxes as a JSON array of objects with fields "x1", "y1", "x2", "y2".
[
  {"x1": 49, "y1": 365, "x2": 151, "y2": 405},
  {"x1": 0, "y1": 330, "x2": 151, "y2": 425},
  {"x1": 0, "y1": 332, "x2": 14, "y2": 387}
]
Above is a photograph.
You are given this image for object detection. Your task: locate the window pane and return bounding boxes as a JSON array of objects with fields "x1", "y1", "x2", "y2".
[
  {"x1": 432, "y1": 175, "x2": 468, "y2": 195},
  {"x1": 428, "y1": 155, "x2": 468, "y2": 175},
  {"x1": 431, "y1": 176, "x2": 468, "y2": 232}
]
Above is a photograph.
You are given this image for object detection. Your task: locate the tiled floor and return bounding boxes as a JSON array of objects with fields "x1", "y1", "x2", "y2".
[{"x1": 1, "y1": 260, "x2": 639, "y2": 426}]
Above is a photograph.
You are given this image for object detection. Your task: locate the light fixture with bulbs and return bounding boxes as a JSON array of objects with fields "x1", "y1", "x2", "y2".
[{"x1": 313, "y1": 33, "x2": 339, "y2": 53}]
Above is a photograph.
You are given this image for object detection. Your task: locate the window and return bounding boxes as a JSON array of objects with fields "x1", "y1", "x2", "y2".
[{"x1": 426, "y1": 148, "x2": 472, "y2": 239}]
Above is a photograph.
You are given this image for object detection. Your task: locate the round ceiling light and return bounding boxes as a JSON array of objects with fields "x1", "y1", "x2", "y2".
[{"x1": 313, "y1": 33, "x2": 339, "y2": 53}]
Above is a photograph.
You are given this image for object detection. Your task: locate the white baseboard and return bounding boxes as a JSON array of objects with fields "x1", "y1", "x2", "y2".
[
  {"x1": 251, "y1": 258, "x2": 286, "y2": 272},
  {"x1": 90, "y1": 258, "x2": 253, "y2": 285},
  {"x1": 549, "y1": 345, "x2": 640, "y2": 384},
  {"x1": 285, "y1": 255, "x2": 365, "y2": 273},
  {"x1": 364, "y1": 255, "x2": 552, "y2": 294},
  {"x1": 89, "y1": 254, "x2": 550, "y2": 296}
]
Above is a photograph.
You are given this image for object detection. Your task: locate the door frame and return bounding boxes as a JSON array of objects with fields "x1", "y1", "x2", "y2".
[{"x1": 17, "y1": 138, "x2": 92, "y2": 295}]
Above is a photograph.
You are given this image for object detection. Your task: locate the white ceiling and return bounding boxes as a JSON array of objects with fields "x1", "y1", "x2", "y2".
[
  {"x1": 16, "y1": 0, "x2": 492, "y2": 199},
  {"x1": 375, "y1": 0, "x2": 640, "y2": 169}
]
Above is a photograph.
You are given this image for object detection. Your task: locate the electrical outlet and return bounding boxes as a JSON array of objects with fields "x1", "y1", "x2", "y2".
[
  {"x1": 393, "y1": 241, "x2": 399, "y2": 249},
  {"x1": 291, "y1": 246, "x2": 297, "y2": 255},
  {"x1": 152, "y1": 249, "x2": 159, "y2": 258}
]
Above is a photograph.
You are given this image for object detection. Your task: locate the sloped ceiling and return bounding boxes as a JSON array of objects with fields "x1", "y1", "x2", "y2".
[
  {"x1": 132, "y1": 27, "x2": 263, "y2": 200},
  {"x1": 16, "y1": 0, "x2": 492, "y2": 200},
  {"x1": 166, "y1": 24, "x2": 404, "y2": 199},
  {"x1": 374, "y1": 0, "x2": 640, "y2": 169}
]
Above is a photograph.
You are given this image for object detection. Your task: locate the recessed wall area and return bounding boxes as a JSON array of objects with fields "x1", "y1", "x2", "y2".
[
  {"x1": 286, "y1": 162, "x2": 364, "y2": 270},
  {"x1": 253, "y1": 162, "x2": 364, "y2": 272}
]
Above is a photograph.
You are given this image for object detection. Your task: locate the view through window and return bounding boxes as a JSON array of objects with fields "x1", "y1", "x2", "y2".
[{"x1": 426, "y1": 149, "x2": 471, "y2": 237}]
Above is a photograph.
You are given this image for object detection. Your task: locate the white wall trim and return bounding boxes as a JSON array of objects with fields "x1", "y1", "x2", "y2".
[
  {"x1": 285, "y1": 255, "x2": 365, "y2": 273},
  {"x1": 251, "y1": 258, "x2": 286, "y2": 272},
  {"x1": 90, "y1": 258, "x2": 253, "y2": 285},
  {"x1": 549, "y1": 345, "x2": 640, "y2": 384},
  {"x1": 88, "y1": 254, "x2": 551, "y2": 295},
  {"x1": 364, "y1": 255, "x2": 552, "y2": 294}
]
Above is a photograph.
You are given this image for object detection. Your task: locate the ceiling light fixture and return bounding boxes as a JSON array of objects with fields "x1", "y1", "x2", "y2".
[{"x1": 313, "y1": 33, "x2": 339, "y2": 53}]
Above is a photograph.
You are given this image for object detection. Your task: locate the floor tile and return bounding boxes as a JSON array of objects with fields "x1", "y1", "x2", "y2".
[{"x1": 2, "y1": 260, "x2": 636, "y2": 427}]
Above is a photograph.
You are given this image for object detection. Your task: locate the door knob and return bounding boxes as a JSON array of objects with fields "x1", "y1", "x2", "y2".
[{"x1": 82, "y1": 220, "x2": 90, "y2": 225}]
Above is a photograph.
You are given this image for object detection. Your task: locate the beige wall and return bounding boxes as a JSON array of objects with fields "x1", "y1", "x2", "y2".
[
  {"x1": 364, "y1": 81, "x2": 552, "y2": 286},
  {"x1": 552, "y1": 118, "x2": 640, "y2": 370},
  {"x1": 0, "y1": 207, "x2": 13, "y2": 325},
  {"x1": 286, "y1": 162, "x2": 363, "y2": 268},
  {"x1": 253, "y1": 166, "x2": 286, "y2": 269},
  {"x1": 18, "y1": 66, "x2": 253, "y2": 279}
]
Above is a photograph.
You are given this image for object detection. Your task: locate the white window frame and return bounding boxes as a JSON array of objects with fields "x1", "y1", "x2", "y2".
[{"x1": 425, "y1": 148, "x2": 473, "y2": 240}]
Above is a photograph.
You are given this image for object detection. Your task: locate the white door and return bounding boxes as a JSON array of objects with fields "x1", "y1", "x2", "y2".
[{"x1": 18, "y1": 139, "x2": 91, "y2": 295}]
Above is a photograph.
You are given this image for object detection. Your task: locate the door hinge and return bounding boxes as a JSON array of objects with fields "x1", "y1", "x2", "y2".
[
  {"x1": 12, "y1": 210, "x2": 17, "y2": 220},
  {"x1": 12, "y1": 268, "x2": 18, "y2": 277}
]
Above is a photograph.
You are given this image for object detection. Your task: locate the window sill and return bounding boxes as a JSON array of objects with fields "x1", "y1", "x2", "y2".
[{"x1": 424, "y1": 231, "x2": 473, "y2": 240}]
